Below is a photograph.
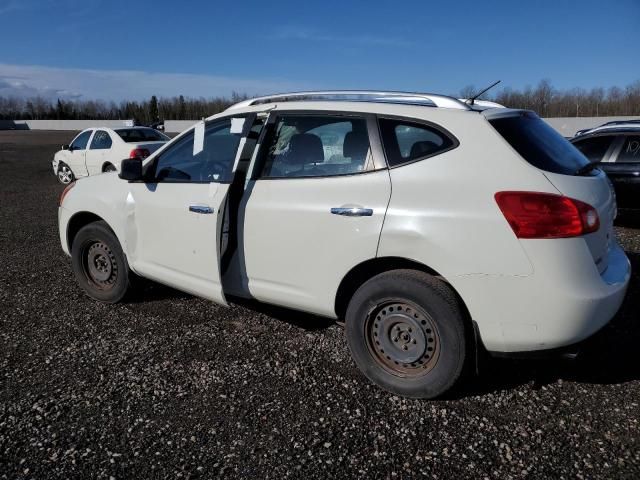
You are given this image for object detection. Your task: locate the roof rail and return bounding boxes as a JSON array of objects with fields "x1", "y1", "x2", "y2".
[{"x1": 226, "y1": 90, "x2": 472, "y2": 111}]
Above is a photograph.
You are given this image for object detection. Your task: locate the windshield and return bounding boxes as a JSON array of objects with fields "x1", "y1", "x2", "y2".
[
  {"x1": 490, "y1": 111, "x2": 590, "y2": 175},
  {"x1": 115, "y1": 128, "x2": 169, "y2": 142}
]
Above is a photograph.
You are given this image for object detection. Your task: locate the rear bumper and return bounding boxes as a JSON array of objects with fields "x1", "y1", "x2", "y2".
[
  {"x1": 454, "y1": 239, "x2": 631, "y2": 353},
  {"x1": 52, "y1": 158, "x2": 58, "y2": 176}
]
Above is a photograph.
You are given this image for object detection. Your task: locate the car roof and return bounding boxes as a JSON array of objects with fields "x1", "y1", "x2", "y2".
[
  {"x1": 112, "y1": 126, "x2": 156, "y2": 132},
  {"x1": 226, "y1": 90, "x2": 507, "y2": 114},
  {"x1": 573, "y1": 125, "x2": 640, "y2": 139}
]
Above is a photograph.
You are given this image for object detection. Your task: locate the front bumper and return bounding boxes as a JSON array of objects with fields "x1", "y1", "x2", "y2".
[
  {"x1": 52, "y1": 158, "x2": 58, "y2": 176},
  {"x1": 58, "y1": 206, "x2": 72, "y2": 256},
  {"x1": 454, "y1": 239, "x2": 631, "y2": 353}
]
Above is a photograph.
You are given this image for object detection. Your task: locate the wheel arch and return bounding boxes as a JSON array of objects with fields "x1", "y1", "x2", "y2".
[
  {"x1": 102, "y1": 162, "x2": 115, "y2": 172},
  {"x1": 66, "y1": 211, "x2": 108, "y2": 252},
  {"x1": 334, "y1": 257, "x2": 472, "y2": 324}
]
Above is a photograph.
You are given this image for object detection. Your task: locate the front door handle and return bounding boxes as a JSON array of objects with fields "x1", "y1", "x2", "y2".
[
  {"x1": 331, "y1": 207, "x2": 373, "y2": 217},
  {"x1": 189, "y1": 205, "x2": 214, "y2": 214}
]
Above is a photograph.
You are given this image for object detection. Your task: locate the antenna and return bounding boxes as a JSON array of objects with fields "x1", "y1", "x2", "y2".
[{"x1": 467, "y1": 80, "x2": 501, "y2": 105}]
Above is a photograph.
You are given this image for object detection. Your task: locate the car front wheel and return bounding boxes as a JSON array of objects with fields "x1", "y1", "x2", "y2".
[
  {"x1": 71, "y1": 221, "x2": 133, "y2": 303},
  {"x1": 345, "y1": 269, "x2": 467, "y2": 399},
  {"x1": 57, "y1": 162, "x2": 75, "y2": 185}
]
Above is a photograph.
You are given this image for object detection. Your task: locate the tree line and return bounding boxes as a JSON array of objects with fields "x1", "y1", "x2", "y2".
[{"x1": 1, "y1": 80, "x2": 639, "y2": 122}]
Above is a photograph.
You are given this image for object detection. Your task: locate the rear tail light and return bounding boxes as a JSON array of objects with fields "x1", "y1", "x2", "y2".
[
  {"x1": 129, "y1": 148, "x2": 150, "y2": 159},
  {"x1": 59, "y1": 181, "x2": 75, "y2": 206},
  {"x1": 495, "y1": 191, "x2": 600, "y2": 239}
]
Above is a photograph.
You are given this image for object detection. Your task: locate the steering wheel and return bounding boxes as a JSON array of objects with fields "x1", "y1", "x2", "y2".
[{"x1": 203, "y1": 159, "x2": 227, "y2": 181}]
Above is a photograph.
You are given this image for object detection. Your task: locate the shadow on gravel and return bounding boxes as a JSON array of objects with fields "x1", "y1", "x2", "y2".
[
  {"x1": 129, "y1": 281, "x2": 193, "y2": 302},
  {"x1": 458, "y1": 251, "x2": 640, "y2": 398},
  {"x1": 228, "y1": 296, "x2": 336, "y2": 331},
  {"x1": 615, "y1": 211, "x2": 640, "y2": 229}
]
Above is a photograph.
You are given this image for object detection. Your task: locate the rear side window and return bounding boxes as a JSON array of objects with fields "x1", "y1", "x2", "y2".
[
  {"x1": 571, "y1": 135, "x2": 615, "y2": 163},
  {"x1": 490, "y1": 111, "x2": 589, "y2": 175},
  {"x1": 378, "y1": 118, "x2": 455, "y2": 167},
  {"x1": 617, "y1": 135, "x2": 640, "y2": 162},
  {"x1": 259, "y1": 115, "x2": 372, "y2": 178}
]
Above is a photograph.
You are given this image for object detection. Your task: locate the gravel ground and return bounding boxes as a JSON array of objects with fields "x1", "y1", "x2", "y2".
[{"x1": 1, "y1": 130, "x2": 639, "y2": 479}]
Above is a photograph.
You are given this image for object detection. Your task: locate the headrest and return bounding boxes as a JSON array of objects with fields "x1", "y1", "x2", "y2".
[
  {"x1": 287, "y1": 133, "x2": 324, "y2": 165},
  {"x1": 343, "y1": 131, "x2": 369, "y2": 160},
  {"x1": 410, "y1": 140, "x2": 439, "y2": 159}
]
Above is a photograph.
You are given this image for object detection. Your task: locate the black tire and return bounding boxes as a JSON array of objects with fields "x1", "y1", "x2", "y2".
[
  {"x1": 57, "y1": 162, "x2": 75, "y2": 185},
  {"x1": 103, "y1": 163, "x2": 116, "y2": 173},
  {"x1": 71, "y1": 221, "x2": 133, "y2": 303},
  {"x1": 345, "y1": 269, "x2": 466, "y2": 399}
]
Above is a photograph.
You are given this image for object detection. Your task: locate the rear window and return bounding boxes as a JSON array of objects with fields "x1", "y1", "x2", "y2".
[
  {"x1": 490, "y1": 111, "x2": 589, "y2": 175},
  {"x1": 116, "y1": 128, "x2": 169, "y2": 142}
]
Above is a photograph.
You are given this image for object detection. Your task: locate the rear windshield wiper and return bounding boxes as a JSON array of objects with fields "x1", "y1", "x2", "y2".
[{"x1": 575, "y1": 163, "x2": 601, "y2": 176}]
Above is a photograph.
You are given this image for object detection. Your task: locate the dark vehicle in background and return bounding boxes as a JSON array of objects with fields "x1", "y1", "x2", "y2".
[
  {"x1": 571, "y1": 127, "x2": 640, "y2": 211},
  {"x1": 574, "y1": 120, "x2": 640, "y2": 137}
]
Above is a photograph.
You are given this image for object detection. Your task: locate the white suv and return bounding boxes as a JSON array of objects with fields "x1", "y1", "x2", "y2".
[{"x1": 57, "y1": 91, "x2": 631, "y2": 398}]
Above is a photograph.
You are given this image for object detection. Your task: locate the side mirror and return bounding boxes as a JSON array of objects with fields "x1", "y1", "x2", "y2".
[
  {"x1": 62, "y1": 144, "x2": 70, "y2": 151},
  {"x1": 119, "y1": 159, "x2": 144, "y2": 181}
]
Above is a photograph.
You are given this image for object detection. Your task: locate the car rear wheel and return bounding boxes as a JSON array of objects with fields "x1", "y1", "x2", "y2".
[
  {"x1": 57, "y1": 163, "x2": 75, "y2": 185},
  {"x1": 71, "y1": 221, "x2": 133, "y2": 303},
  {"x1": 345, "y1": 270, "x2": 467, "y2": 399},
  {"x1": 103, "y1": 163, "x2": 116, "y2": 173}
]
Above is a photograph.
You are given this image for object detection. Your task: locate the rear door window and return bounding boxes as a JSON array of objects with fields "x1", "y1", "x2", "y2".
[
  {"x1": 489, "y1": 111, "x2": 589, "y2": 175},
  {"x1": 90, "y1": 130, "x2": 112, "y2": 150},
  {"x1": 616, "y1": 135, "x2": 640, "y2": 162},
  {"x1": 378, "y1": 118, "x2": 456, "y2": 167},
  {"x1": 259, "y1": 115, "x2": 372, "y2": 178},
  {"x1": 571, "y1": 135, "x2": 615, "y2": 163}
]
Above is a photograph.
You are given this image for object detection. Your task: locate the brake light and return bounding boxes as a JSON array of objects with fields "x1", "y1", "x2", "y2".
[
  {"x1": 59, "y1": 181, "x2": 75, "y2": 206},
  {"x1": 129, "y1": 148, "x2": 150, "y2": 159},
  {"x1": 495, "y1": 191, "x2": 600, "y2": 239}
]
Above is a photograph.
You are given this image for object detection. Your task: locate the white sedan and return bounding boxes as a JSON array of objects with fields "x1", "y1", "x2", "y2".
[{"x1": 52, "y1": 127, "x2": 170, "y2": 184}]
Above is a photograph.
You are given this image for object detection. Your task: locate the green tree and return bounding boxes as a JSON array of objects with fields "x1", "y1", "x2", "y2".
[{"x1": 149, "y1": 95, "x2": 159, "y2": 122}]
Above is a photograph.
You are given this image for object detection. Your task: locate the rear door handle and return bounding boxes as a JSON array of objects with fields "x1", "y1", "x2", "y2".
[
  {"x1": 189, "y1": 205, "x2": 214, "y2": 214},
  {"x1": 331, "y1": 207, "x2": 373, "y2": 217}
]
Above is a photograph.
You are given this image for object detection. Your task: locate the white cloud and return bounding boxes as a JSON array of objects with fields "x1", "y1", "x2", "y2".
[
  {"x1": 0, "y1": 63, "x2": 304, "y2": 101},
  {"x1": 270, "y1": 27, "x2": 414, "y2": 48}
]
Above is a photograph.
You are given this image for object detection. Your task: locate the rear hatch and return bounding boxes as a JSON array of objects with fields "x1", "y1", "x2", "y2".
[{"x1": 487, "y1": 110, "x2": 616, "y2": 274}]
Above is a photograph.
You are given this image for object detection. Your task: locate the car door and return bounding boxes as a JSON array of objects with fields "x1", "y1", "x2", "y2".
[
  {"x1": 603, "y1": 134, "x2": 640, "y2": 210},
  {"x1": 65, "y1": 130, "x2": 93, "y2": 177},
  {"x1": 238, "y1": 112, "x2": 391, "y2": 317},
  {"x1": 85, "y1": 129, "x2": 113, "y2": 175},
  {"x1": 125, "y1": 117, "x2": 250, "y2": 303}
]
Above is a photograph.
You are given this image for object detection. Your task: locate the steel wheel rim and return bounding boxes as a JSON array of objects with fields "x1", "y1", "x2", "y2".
[
  {"x1": 82, "y1": 241, "x2": 118, "y2": 290},
  {"x1": 365, "y1": 301, "x2": 441, "y2": 377},
  {"x1": 58, "y1": 165, "x2": 73, "y2": 184}
]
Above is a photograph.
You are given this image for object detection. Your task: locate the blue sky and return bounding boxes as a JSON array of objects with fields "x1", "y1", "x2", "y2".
[{"x1": 0, "y1": 0, "x2": 638, "y2": 101}]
